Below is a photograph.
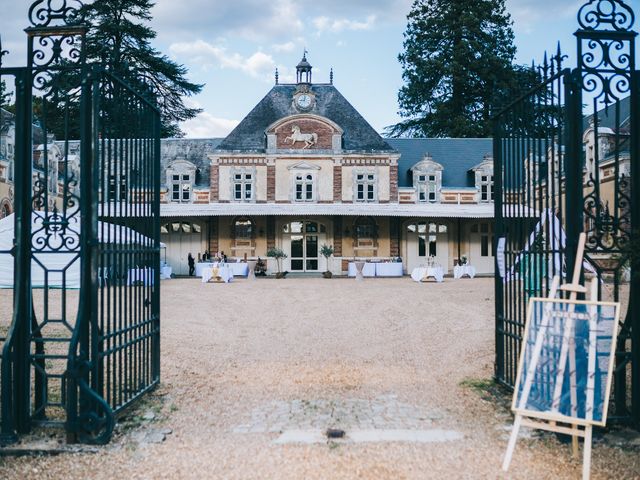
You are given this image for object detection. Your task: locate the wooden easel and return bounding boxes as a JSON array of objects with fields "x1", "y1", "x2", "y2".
[{"x1": 502, "y1": 233, "x2": 601, "y2": 480}]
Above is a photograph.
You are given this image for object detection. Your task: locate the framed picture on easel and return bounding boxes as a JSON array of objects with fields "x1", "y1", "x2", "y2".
[{"x1": 503, "y1": 233, "x2": 621, "y2": 480}]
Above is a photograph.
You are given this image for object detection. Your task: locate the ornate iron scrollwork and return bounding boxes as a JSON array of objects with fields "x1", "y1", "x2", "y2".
[
  {"x1": 578, "y1": 0, "x2": 635, "y2": 31},
  {"x1": 28, "y1": 0, "x2": 84, "y2": 28}
]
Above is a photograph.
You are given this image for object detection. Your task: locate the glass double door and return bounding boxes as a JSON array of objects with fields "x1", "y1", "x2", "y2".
[{"x1": 286, "y1": 221, "x2": 324, "y2": 272}]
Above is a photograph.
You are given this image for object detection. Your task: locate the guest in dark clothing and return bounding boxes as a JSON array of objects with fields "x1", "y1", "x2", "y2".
[{"x1": 188, "y1": 253, "x2": 195, "y2": 276}]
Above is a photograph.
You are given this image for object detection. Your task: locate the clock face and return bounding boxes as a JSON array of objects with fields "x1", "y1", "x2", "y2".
[{"x1": 296, "y1": 94, "x2": 312, "y2": 109}]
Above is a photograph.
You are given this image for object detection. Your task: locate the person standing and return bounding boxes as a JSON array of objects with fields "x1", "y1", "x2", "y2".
[{"x1": 188, "y1": 252, "x2": 195, "y2": 276}]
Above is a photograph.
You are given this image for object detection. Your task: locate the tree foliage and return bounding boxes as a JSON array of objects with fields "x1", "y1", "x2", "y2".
[
  {"x1": 390, "y1": 0, "x2": 522, "y2": 138},
  {"x1": 77, "y1": 0, "x2": 203, "y2": 137}
]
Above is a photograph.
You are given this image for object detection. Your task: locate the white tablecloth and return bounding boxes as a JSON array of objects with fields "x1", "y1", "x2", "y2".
[
  {"x1": 348, "y1": 262, "x2": 376, "y2": 277},
  {"x1": 195, "y1": 262, "x2": 214, "y2": 277},
  {"x1": 454, "y1": 265, "x2": 476, "y2": 279},
  {"x1": 160, "y1": 265, "x2": 172, "y2": 279},
  {"x1": 411, "y1": 266, "x2": 444, "y2": 283},
  {"x1": 127, "y1": 268, "x2": 154, "y2": 286},
  {"x1": 227, "y1": 262, "x2": 249, "y2": 277},
  {"x1": 201, "y1": 266, "x2": 233, "y2": 283},
  {"x1": 375, "y1": 262, "x2": 404, "y2": 277}
]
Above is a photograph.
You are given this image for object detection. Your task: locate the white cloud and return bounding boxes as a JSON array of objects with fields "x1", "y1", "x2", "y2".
[
  {"x1": 313, "y1": 14, "x2": 377, "y2": 34},
  {"x1": 170, "y1": 41, "x2": 277, "y2": 81},
  {"x1": 181, "y1": 112, "x2": 239, "y2": 138},
  {"x1": 272, "y1": 41, "x2": 296, "y2": 53},
  {"x1": 507, "y1": 0, "x2": 582, "y2": 34}
]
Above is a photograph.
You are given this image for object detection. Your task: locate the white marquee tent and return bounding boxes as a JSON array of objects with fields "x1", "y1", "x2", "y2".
[{"x1": 0, "y1": 213, "x2": 160, "y2": 288}]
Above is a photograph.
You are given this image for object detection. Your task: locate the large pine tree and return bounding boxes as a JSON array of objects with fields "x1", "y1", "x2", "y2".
[
  {"x1": 390, "y1": 0, "x2": 518, "y2": 138},
  {"x1": 78, "y1": 0, "x2": 203, "y2": 137}
]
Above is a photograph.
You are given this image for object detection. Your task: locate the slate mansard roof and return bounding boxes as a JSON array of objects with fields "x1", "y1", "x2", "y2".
[
  {"x1": 216, "y1": 84, "x2": 395, "y2": 153},
  {"x1": 386, "y1": 138, "x2": 493, "y2": 189}
]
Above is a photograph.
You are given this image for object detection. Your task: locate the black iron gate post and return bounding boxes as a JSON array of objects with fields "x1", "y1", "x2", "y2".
[
  {"x1": 494, "y1": 0, "x2": 640, "y2": 426},
  {"x1": 1, "y1": 0, "x2": 162, "y2": 445}
]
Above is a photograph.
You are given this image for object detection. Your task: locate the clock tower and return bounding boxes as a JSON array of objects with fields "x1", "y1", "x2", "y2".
[{"x1": 293, "y1": 52, "x2": 316, "y2": 112}]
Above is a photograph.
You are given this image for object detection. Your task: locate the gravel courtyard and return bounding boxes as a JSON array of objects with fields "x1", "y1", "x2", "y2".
[{"x1": 1, "y1": 277, "x2": 639, "y2": 479}]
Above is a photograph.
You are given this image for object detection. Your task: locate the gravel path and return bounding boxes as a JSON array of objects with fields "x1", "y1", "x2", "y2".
[{"x1": 1, "y1": 277, "x2": 638, "y2": 479}]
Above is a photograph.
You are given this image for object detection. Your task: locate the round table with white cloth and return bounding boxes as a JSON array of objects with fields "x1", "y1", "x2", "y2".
[
  {"x1": 453, "y1": 265, "x2": 476, "y2": 279},
  {"x1": 410, "y1": 266, "x2": 444, "y2": 283}
]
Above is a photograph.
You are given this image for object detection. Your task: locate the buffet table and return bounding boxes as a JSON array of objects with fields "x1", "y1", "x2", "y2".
[
  {"x1": 375, "y1": 262, "x2": 404, "y2": 277},
  {"x1": 195, "y1": 262, "x2": 211, "y2": 277},
  {"x1": 453, "y1": 265, "x2": 476, "y2": 279},
  {"x1": 227, "y1": 262, "x2": 249, "y2": 277},
  {"x1": 411, "y1": 266, "x2": 445, "y2": 283}
]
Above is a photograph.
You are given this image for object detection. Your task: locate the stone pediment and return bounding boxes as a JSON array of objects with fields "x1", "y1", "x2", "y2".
[
  {"x1": 287, "y1": 161, "x2": 321, "y2": 171},
  {"x1": 266, "y1": 114, "x2": 343, "y2": 152}
]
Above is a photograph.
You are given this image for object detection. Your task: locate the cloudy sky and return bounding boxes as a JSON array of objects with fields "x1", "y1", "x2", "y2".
[{"x1": 0, "y1": 0, "x2": 600, "y2": 137}]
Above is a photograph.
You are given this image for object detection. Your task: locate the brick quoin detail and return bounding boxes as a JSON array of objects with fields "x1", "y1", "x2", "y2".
[
  {"x1": 267, "y1": 166, "x2": 276, "y2": 202},
  {"x1": 208, "y1": 217, "x2": 219, "y2": 254},
  {"x1": 333, "y1": 217, "x2": 343, "y2": 257},
  {"x1": 390, "y1": 164, "x2": 398, "y2": 202},
  {"x1": 390, "y1": 218, "x2": 400, "y2": 257},
  {"x1": 333, "y1": 166, "x2": 342, "y2": 202},
  {"x1": 267, "y1": 217, "x2": 276, "y2": 250},
  {"x1": 210, "y1": 164, "x2": 219, "y2": 202}
]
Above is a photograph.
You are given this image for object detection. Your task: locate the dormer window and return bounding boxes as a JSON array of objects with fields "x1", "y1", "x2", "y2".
[
  {"x1": 471, "y1": 155, "x2": 494, "y2": 203},
  {"x1": 416, "y1": 174, "x2": 438, "y2": 203},
  {"x1": 411, "y1": 154, "x2": 443, "y2": 204},
  {"x1": 479, "y1": 175, "x2": 494, "y2": 202},
  {"x1": 166, "y1": 158, "x2": 196, "y2": 204},
  {"x1": 355, "y1": 171, "x2": 377, "y2": 202}
]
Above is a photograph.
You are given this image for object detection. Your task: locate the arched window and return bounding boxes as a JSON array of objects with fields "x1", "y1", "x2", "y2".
[
  {"x1": 353, "y1": 216, "x2": 378, "y2": 254},
  {"x1": 232, "y1": 217, "x2": 255, "y2": 256}
]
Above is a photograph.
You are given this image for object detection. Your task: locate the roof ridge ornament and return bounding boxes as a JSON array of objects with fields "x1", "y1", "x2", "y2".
[{"x1": 577, "y1": 0, "x2": 635, "y2": 32}]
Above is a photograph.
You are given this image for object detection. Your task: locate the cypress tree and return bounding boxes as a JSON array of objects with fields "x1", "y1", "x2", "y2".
[{"x1": 390, "y1": 0, "x2": 519, "y2": 138}]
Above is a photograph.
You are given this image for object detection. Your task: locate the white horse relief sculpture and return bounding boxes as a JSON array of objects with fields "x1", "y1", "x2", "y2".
[{"x1": 284, "y1": 125, "x2": 318, "y2": 149}]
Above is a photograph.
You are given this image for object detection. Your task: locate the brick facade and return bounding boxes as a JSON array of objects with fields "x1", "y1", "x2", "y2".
[
  {"x1": 267, "y1": 165, "x2": 276, "y2": 202},
  {"x1": 267, "y1": 217, "x2": 276, "y2": 250},
  {"x1": 390, "y1": 164, "x2": 398, "y2": 203},
  {"x1": 333, "y1": 217, "x2": 342, "y2": 257},
  {"x1": 208, "y1": 217, "x2": 219, "y2": 254},
  {"x1": 274, "y1": 118, "x2": 336, "y2": 150},
  {"x1": 333, "y1": 165, "x2": 342, "y2": 202},
  {"x1": 210, "y1": 164, "x2": 219, "y2": 202},
  {"x1": 390, "y1": 217, "x2": 400, "y2": 257}
]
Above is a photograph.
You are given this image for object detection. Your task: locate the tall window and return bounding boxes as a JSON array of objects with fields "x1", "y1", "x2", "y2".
[
  {"x1": 355, "y1": 172, "x2": 376, "y2": 202},
  {"x1": 295, "y1": 173, "x2": 314, "y2": 202},
  {"x1": 479, "y1": 175, "x2": 494, "y2": 202},
  {"x1": 417, "y1": 174, "x2": 438, "y2": 203},
  {"x1": 0, "y1": 201, "x2": 10, "y2": 219},
  {"x1": 471, "y1": 222, "x2": 494, "y2": 257},
  {"x1": 233, "y1": 172, "x2": 253, "y2": 202},
  {"x1": 408, "y1": 222, "x2": 446, "y2": 257},
  {"x1": 171, "y1": 173, "x2": 192, "y2": 203}
]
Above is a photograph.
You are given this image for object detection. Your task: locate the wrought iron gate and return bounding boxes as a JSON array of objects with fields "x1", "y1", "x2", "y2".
[
  {"x1": 0, "y1": 1, "x2": 161, "y2": 444},
  {"x1": 494, "y1": 0, "x2": 639, "y2": 425}
]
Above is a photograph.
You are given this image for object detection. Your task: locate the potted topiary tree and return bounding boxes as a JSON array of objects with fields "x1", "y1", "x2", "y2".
[
  {"x1": 320, "y1": 244, "x2": 334, "y2": 278},
  {"x1": 266, "y1": 247, "x2": 288, "y2": 278}
]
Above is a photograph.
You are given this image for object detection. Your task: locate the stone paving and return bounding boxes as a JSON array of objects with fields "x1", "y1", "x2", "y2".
[{"x1": 232, "y1": 394, "x2": 446, "y2": 434}]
